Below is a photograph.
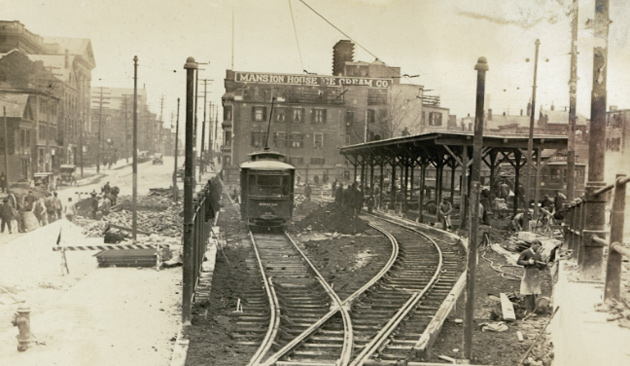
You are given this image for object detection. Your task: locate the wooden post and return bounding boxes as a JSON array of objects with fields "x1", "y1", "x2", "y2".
[
  {"x1": 182, "y1": 57, "x2": 197, "y2": 325},
  {"x1": 604, "y1": 175, "x2": 627, "y2": 301}
]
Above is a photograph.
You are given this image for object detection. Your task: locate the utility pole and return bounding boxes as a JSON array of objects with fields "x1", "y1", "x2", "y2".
[
  {"x1": 523, "y1": 39, "x2": 540, "y2": 230},
  {"x1": 580, "y1": 0, "x2": 609, "y2": 280},
  {"x1": 3, "y1": 107, "x2": 9, "y2": 184},
  {"x1": 183, "y1": 57, "x2": 197, "y2": 325},
  {"x1": 132, "y1": 56, "x2": 138, "y2": 241},
  {"x1": 173, "y1": 98, "x2": 180, "y2": 203},
  {"x1": 567, "y1": 0, "x2": 579, "y2": 202},
  {"x1": 160, "y1": 95, "x2": 165, "y2": 124},
  {"x1": 214, "y1": 105, "x2": 219, "y2": 159},
  {"x1": 97, "y1": 87, "x2": 103, "y2": 173},
  {"x1": 463, "y1": 57, "x2": 488, "y2": 361},
  {"x1": 200, "y1": 79, "x2": 211, "y2": 174},
  {"x1": 123, "y1": 95, "x2": 130, "y2": 163}
]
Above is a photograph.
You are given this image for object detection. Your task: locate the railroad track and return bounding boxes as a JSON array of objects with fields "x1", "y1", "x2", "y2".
[{"x1": 231, "y1": 214, "x2": 463, "y2": 365}]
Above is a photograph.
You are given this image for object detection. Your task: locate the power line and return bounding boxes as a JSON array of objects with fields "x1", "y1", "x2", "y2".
[{"x1": 288, "y1": 0, "x2": 306, "y2": 72}]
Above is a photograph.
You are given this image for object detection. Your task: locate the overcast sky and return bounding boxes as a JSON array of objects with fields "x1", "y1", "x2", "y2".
[{"x1": 4, "y1": 0, "x2": 630, "y2": 129}]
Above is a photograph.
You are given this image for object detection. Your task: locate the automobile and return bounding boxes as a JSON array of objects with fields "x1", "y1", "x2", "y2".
[
  {"x1": 58, "y1": 164, "x2": 77, "y2": 185},
  {"x1": 152, "y1": 153, "x2": 164, "y2": 165},
  {"x1": 34, "y1": 172, "x2": 56, "y2": 191}
]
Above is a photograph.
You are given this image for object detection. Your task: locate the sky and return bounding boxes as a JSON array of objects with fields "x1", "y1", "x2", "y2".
[{"x1": 3, "y1": 0, "x2": 630, "y2": 134}]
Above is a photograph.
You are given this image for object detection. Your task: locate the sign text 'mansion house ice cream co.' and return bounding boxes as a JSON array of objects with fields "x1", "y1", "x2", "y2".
[{"x1": 234, "y1": 71, "x2": 393, "y2": 89}]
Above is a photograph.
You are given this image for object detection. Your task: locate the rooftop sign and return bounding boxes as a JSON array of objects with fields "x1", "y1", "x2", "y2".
[{"x1": 234, "y1": 72, "x2": 393, "y2": 88}]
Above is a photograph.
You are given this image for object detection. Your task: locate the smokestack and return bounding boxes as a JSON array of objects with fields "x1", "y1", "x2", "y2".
[
  {"x1": 520, "y1": 109, "x2": 523, "y2": 116},
  {"x1": 527, "y1": 102, "x2": 531, "y2": 117},
  {"x1": 488, "y1": 109, "x2": 492, "y2": 121},
  {"x1": 64, "y1": 49, "x2": 69, "y2": 68},
  {"x1": 332, "y1": 40, "x2": 354, "y2": 76}
]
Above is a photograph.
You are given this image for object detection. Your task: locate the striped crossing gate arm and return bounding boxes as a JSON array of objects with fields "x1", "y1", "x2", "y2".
[{"x1": 52, "y1": 244, "x2": 170, "y2": 251}]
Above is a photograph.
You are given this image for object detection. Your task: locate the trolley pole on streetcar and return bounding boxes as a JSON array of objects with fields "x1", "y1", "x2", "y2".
[
  {"x1": 183, "y1": 57, "x2": 197, "y2": 325},
  {"x1": 173, "y1": 98, "x2": 180, "y2": 203},
  {"x1": 132, "y1": 56, "x2": 138, "y2": 241},
  {"x1": 463, "y1": 57, "x2": 488, "y2": 361}
]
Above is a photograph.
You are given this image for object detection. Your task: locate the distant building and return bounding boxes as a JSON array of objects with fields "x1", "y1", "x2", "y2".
[{"x1": 221, "y1": 40, "x2": 448, "y2": 184}]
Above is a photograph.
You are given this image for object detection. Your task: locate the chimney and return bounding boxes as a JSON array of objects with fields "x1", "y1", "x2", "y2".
[
  {"x1": 520, "y1": 109, "x2": 523, "y2": 116},
  {"x1": 551, "y1": 103, "x2": 555, "y2": 111},
  {"x1": 487, "y1": 109, "x2": 492, "y2": 121},
  {"x1": 527, "y1": 102, "x2": 531, "y2": 116},
  {"x1": 332, "y1": 40, "x2": 354, "y2": 76},
  {"x1": 503, "y1": 112, "x2": 506, "y2": 116},
  {"x1": 64, "y1": 49, "x2": 69, "y2": 68}
]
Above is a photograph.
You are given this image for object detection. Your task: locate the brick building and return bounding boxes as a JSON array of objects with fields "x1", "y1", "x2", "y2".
[
  {"x1": 221, "y1": 40, "x2": 448, "y2": 184},
  {"x1": 0, "y1": 20, "x2": 95, "y2": 180}
]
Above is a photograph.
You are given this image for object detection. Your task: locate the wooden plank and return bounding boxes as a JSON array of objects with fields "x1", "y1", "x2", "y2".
[
  {"x1": 414, "y1": 272, "x2": 467, "y2": 359},
  {"x1": 500, "y1": 292, "x2": 516, "y2": 321}
]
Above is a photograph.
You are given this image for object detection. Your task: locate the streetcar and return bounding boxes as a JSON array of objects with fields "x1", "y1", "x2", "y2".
[{"x1": 240, "y1": 150, "x2": 295, "y2": 228}]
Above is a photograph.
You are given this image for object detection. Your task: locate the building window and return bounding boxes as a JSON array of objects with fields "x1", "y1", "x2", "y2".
[
  {"x1": 274, "y1": 132, "x2": 287, "y2": 148},
  {"x1": 289, "y1": 157, "x2": 304, "y2": 165},
  {"x1": 429, "y1": 112, "x2": 443, "y2": 126},
  {"x1": 224, "y1": 131, "x2": 232, "y2": 145},
  {"x1": 313, "y1": 133, "x2": 324, "y2": 149},
  {"x1": 345, "y1": 110, "x2": 354, "y2": 125},
  {"x1": 223, "y1": 105, "x2": 232, "y2": 121},
  {"x1": 290, "y1": 133, "x2": 304, "y2": 148},
  {"x1": 251, "y1": 106, "x2": 267, "y2": 122},
  {"x1": 310, "y1": 157, "x2": 325, "y2": 165},
  {"x1": 250, "y1": 131, "x2": 267, "y2": 148},
  {"x1": 367, "y1": 109, "x2": 375, "y2": 124},
  {"x1": 275, "y1": 107, "x2": 286, "y2": 122},
  {"x1": 311, "y1": 108, "x2": 327, "y2": 123},
  {"x1": 291, "y1": 108, "x2": 304, "y2": 123}
]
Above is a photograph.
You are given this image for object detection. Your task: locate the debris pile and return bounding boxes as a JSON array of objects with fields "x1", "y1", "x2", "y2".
[
  {"x1": 292, "y1": 203, "x2": 371, "y2": 234},
  {"x1": 77, "y1": 192, "x2": 183, "y2": 238},
  {"x1": 595, "y1": 299, "x2": 630, "y2": 329}
]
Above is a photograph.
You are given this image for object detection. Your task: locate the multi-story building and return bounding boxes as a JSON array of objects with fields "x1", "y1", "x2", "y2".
[
  {"x1": 0, "y1": 49, "x2": 62, "y2": 179},
  {"x1": 90, "y1": 87, "x2": 167, "y2": 163},
  {"x1": 0, "y1": 20, "x2": 94, "y2": 177},
  {"x1": 221, "y1": 40, "x2": 448, "y2": 184}
]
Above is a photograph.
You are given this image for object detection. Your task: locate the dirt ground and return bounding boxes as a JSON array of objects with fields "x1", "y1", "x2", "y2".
[
  {"x1": 183, "y1": 199, "x2": 556, "y2": 366},
  {"x1": 427, "y1": 247, "x2": 554, "y2": 365}
]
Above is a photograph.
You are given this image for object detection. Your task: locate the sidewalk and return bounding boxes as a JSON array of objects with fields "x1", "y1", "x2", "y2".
[
  {"x1": 0, "y1": 219, "x2": 182, "y2": 366},
  {"x1": 551, "y1": 259, "x2": 630, "y2": 366}
]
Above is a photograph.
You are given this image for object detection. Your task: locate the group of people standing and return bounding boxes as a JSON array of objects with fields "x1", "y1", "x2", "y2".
[
  {"x1": 0, "y1": 190, "x2": 75, "y2": 234},
  {"x1": 333, "y1": 181, "x2": 369, "y2": 217},
  {"x1": 89, "y1": 182, "x2": 118, "y2": 219}
]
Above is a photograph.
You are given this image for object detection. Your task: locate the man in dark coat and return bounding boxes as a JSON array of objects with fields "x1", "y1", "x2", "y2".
[
  {"x1": 24, "y1": 191, "x2": 36, "y2": 211},
  {"x1": 1, "y1": 198, "x2": 13, "y2": 233},
  {"x1": 335, "y1": 185, "x2": 343, "y2": 206},
  {"x1": 0, "y1": 172, "x2": 6, "y2": 192}
]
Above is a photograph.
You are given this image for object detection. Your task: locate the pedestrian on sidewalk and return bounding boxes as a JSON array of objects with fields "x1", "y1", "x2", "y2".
[
  {"x1": 53, "y1": 192, "x2": 62, "y2": 220},
  {"x1": 34, "y1": 198, "x2": 47, "y2": 226},
  {"x1": 517, "y1": 239, "x2": 547, "y2": 315},
  {"x1": 64, "y1": 197, "x2": 76, "y2": 222},
  {"x1": 0, "y1": 172, "x2": 7, "y2": 193},
  {"x1": 0, "y1": 198, "x2": 13, "y2": 234},
  {"x1": 45, "y1": 193, "x2": 56, "y2": 222}
]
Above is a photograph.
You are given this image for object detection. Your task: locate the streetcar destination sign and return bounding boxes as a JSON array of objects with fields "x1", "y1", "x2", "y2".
[{"x1": 235, "y1": 72, "x2": 393, "y2": 88}]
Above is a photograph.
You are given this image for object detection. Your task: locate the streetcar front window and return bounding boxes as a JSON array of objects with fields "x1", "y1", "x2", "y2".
[{"x1": 253, "y1": 174, "x2": 284, "y2": 196}]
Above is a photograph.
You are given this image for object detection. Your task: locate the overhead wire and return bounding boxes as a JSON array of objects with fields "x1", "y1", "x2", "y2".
[
  {"x1": 297, "y1": 0, "x2": 419, "y2": 82},
  {"x1": 288, "y1": 0, "x2": 306, "y2": 73}
]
